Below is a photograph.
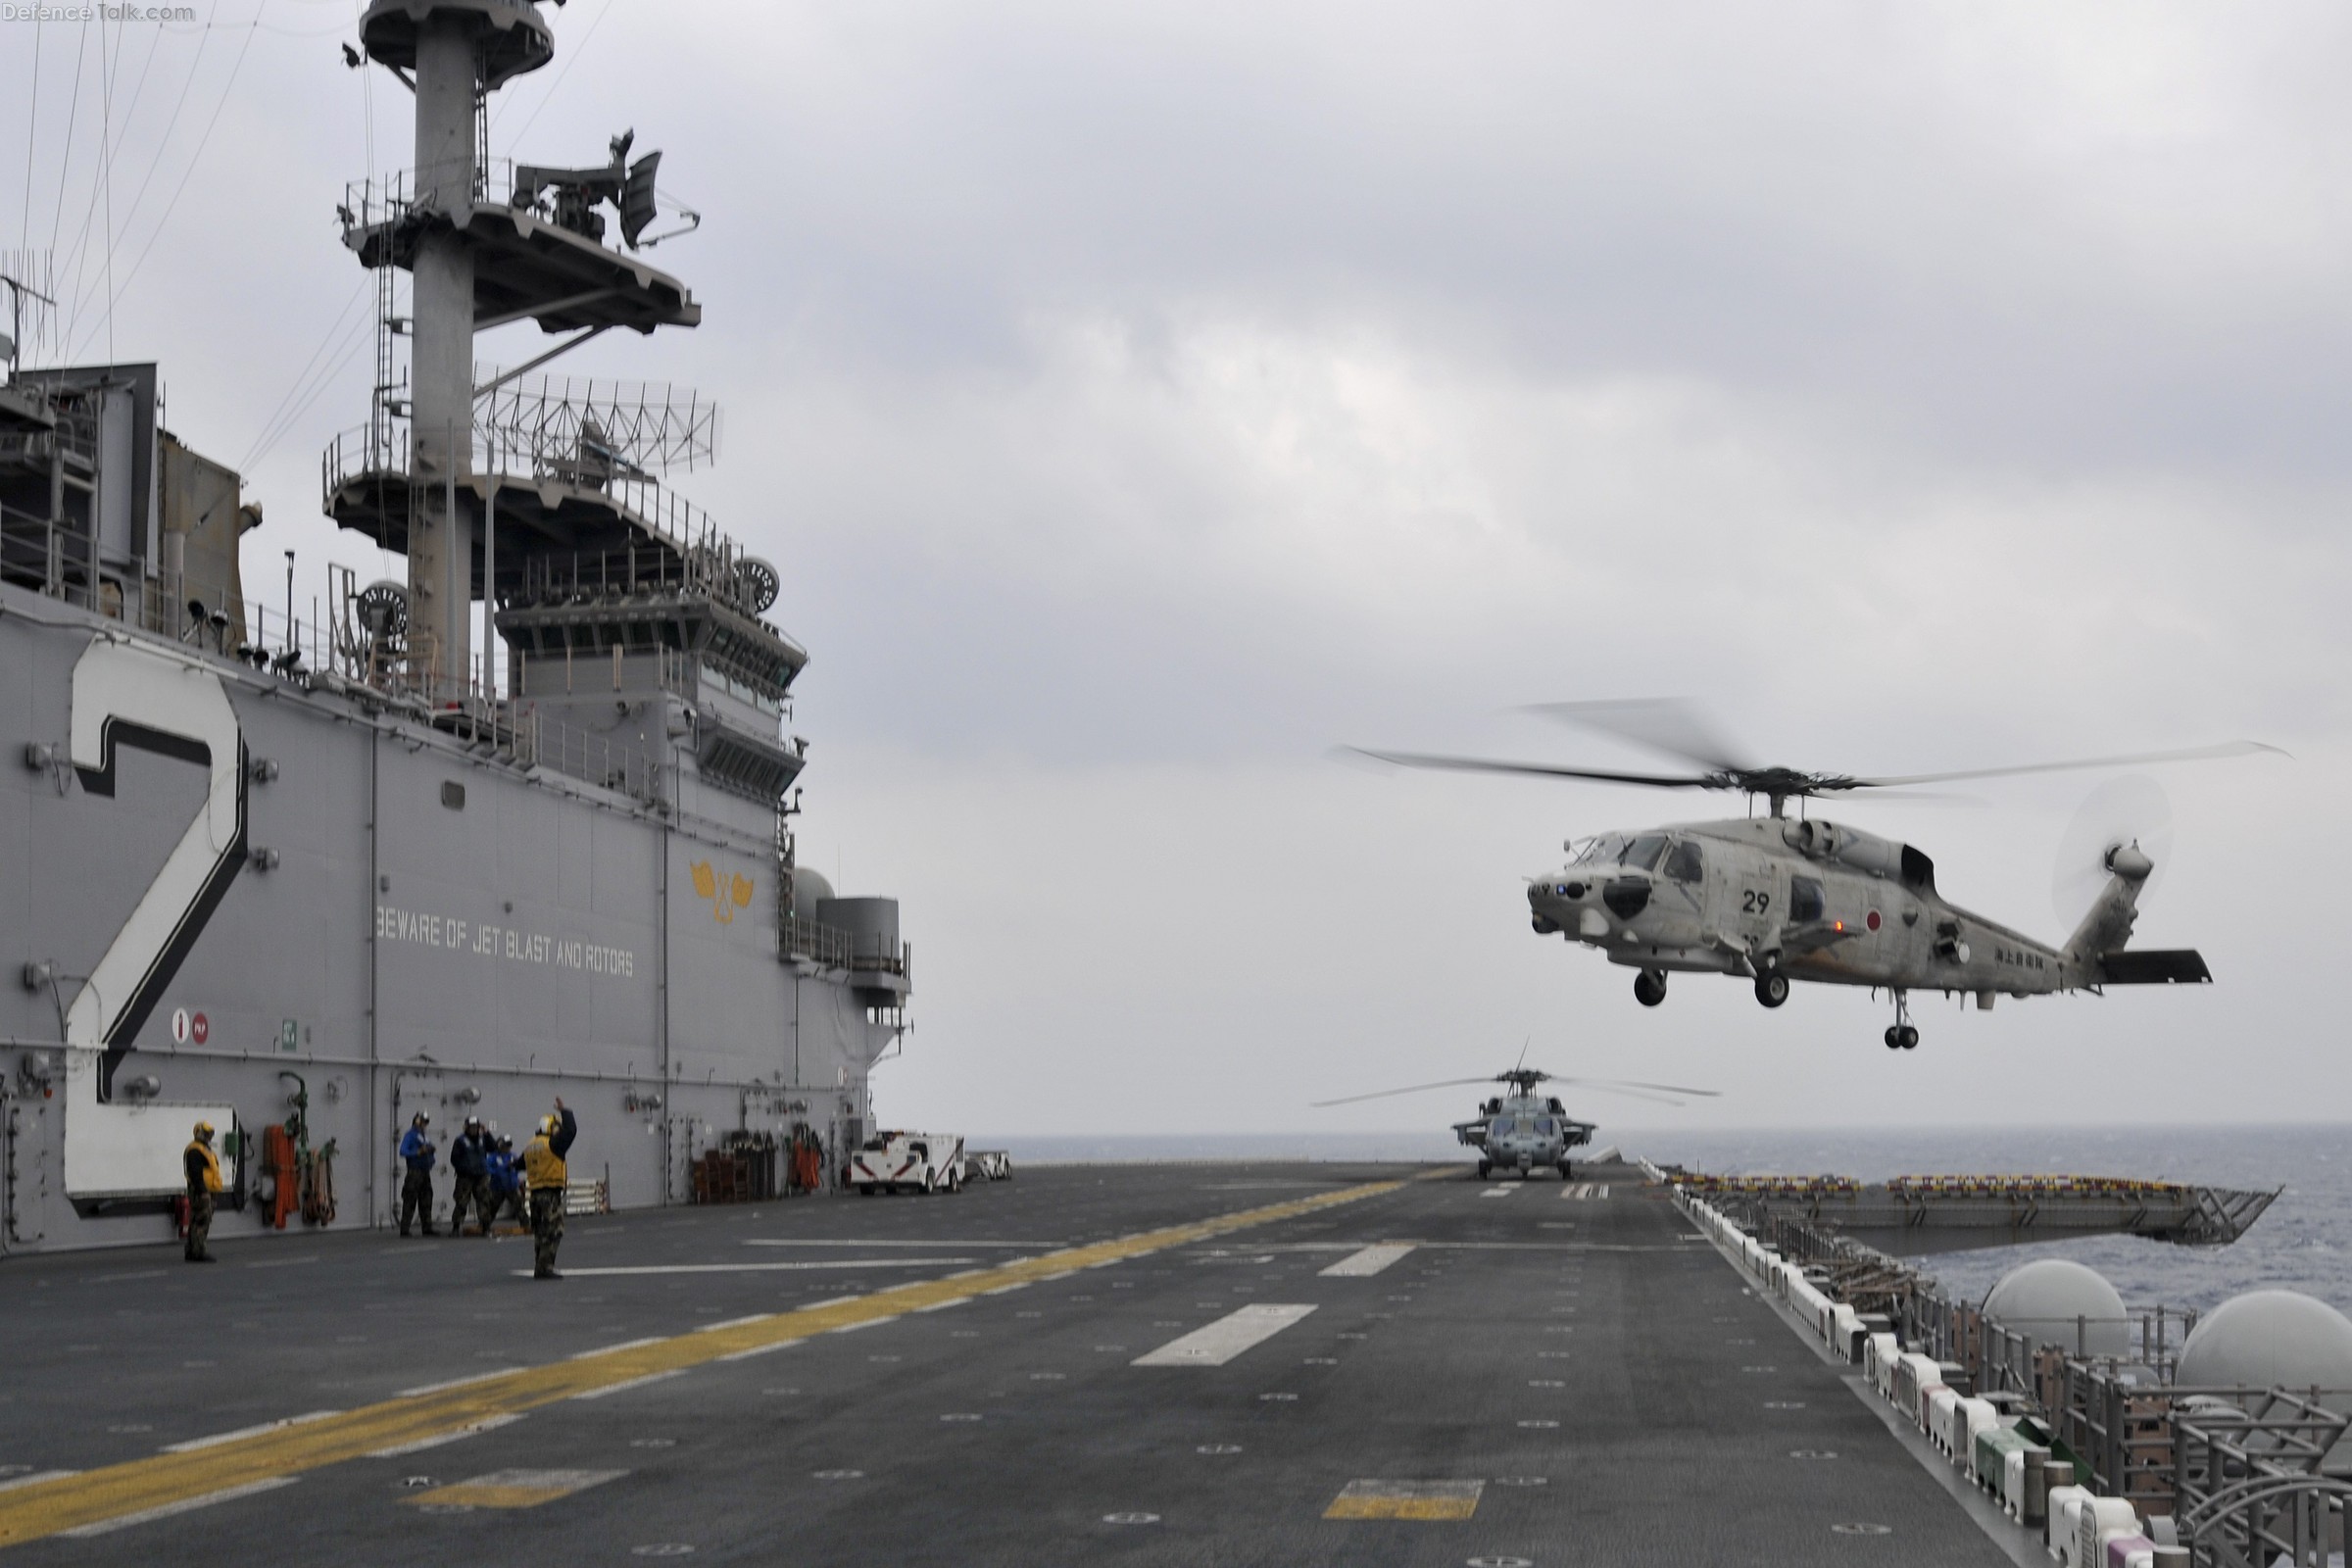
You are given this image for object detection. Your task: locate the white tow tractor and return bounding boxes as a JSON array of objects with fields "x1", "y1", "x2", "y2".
[{"x1": 849, "y1": 1131, "x2": 966, "y2": 1195}]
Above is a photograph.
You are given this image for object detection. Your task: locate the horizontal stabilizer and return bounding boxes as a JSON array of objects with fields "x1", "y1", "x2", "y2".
[{"x1": 2098, "y1": 949, "x2": 2211, "y2": 986}]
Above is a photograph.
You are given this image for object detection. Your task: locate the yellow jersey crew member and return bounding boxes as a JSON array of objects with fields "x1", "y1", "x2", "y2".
[
  {"x1": 520, "y1": 1097, "x2": 578, "y2": 1280},
  {"x1": 183, "y1": 1121, "x2": 224, "y2": 1263}
]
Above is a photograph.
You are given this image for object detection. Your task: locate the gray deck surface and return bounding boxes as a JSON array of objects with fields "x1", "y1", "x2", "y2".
[{"x1": 0, "y1": 1160, "x2": 2014, "y2": 1564}]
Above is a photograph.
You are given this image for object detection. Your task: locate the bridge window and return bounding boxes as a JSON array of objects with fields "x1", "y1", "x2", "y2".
[
  {"x1": 1622, "y1": 834, "x2": 1668, "y2": 871},
  {"x1": 1663, "y1": 840, "x2": 1704, "y2": 884},
  {"x1": 1790, "y1": 875, "x2": 1825, "y2": 923}
]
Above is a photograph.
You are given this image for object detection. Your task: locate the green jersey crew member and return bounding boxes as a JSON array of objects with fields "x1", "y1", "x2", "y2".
[
  {"x1": 520, "y1": 1098, "x2": 577, "y2": 1280},
  {"x1": 183, "y1": 1121, "x2": 223, "y2": 1263}
]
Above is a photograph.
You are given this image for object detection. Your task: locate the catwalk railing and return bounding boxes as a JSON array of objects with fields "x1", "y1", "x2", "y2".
[{"x1": 1700, "y1": 1188, "x2": 2349, "y2": 1565}]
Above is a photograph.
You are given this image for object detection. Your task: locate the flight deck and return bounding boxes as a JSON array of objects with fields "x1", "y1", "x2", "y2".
[{"x1": 0, "y1": 1160, "x2": 2019, "y2": 1565}]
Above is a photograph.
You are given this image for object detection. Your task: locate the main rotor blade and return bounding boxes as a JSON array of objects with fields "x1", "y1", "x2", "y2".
[
  {"x1": 1521, "y1": 698, "x2": 1754, "y2": 773},
  {"x1": 1553, "y1": 1083, "x2": 1688, "y2": 1107},
  {"x1": 1549, "y1": 1075, "x2": 1721, "y2": 1099},
  {"x1": 1309, "y1": 1077, "x2": 1501, "y2": 1108},
  {"x1": 1342, "y1": 748, "x2": 1720, "y2": 790},
  {"x1": 1853, "y1": 740, "x2": 2287, "y2": 789}
]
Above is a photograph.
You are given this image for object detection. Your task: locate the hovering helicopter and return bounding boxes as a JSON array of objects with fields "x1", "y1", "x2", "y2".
[
  {"x1": 1350, "y1": 702, "x2": 2282, "y2": 1050},
  {"x1": 1315, "y1": 1062, "x2": 1716, "y2": 1180}
]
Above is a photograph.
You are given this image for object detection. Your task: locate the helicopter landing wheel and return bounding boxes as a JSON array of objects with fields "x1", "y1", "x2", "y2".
[
  {"x1": 1477, "y1": 1161, "x2": 1491, "y2": 1180},
  {"x1": 1633, "y1": 968, "x2": 1667, "y2": 1007},
  {"x1": 1885, "y1": 992, "x2": 1918, "y2": 1050},
  {"x1": 1753, "y1": 969, "x2": 1790, "y2": 1009}
]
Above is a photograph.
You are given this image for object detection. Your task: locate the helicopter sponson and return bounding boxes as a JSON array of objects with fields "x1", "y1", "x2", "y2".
[{"x1": 1526, "y1": 816, "x2": 2206, "y2": 1048}]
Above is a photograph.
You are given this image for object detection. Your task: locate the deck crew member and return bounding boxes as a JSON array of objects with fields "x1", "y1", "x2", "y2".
[
  {"x1": 521, "y1": 1098, "x2": 578, "y2": 1280},
  {"x1": 484, "y1": 1135, "x2": 523, "y2": 1233},
  {"x1": 183, "y1": 1120, "x2": 224, "y2": 1263},
  {"x1": 397, "y1": 1111, "x2": 438, "y2": 1237},
  {"x1": 450, "y1": 1117, "x2": 491, "y2": 1236}
]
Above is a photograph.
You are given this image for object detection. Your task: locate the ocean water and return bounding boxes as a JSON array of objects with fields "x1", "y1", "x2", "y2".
[{"x1": 998, "y1": 1124, "x2": 2352, "y2": 1316}]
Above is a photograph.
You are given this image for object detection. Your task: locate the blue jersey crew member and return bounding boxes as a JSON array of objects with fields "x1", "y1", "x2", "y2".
[
  {"x1": 521, "y1": 1099, "x2": 577, "y2": 1280},
  {"x1": 397, "y1": 1111, "x2": 437, "y2": 1236}
]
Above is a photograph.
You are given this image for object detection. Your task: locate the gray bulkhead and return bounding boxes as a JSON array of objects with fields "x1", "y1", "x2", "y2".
[{"x1": 0, "y1": 590, "x2": 905, "y2": 1253}]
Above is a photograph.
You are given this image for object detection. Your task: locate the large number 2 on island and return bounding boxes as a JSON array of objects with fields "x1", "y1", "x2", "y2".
[{"x1": 66, "y1": 638, "x2": 248, "y2": 1092}]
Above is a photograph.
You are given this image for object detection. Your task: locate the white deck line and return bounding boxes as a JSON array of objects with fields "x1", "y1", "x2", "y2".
[
  {"x1": 0, "y1": 1471, "x2": 77, "y2": 1494},
  {"x1": 743, "y1": 1239, "x2": 1065, "y2": 1249},
  {"x1": 714, "y1": 1340, "x2": 803, "y2": 1363},
  {"x1": 568, "y1": 1369, "x2": 686, "y2": 1400},
  {"x1": 396, "y1": 1367, "x2": 525, "y2": 1398},
  {"x1": 161, "y1": 1410, "x2": 343, "y2": 1452},
  {"x1": 515, "y1": 1258, "x2": 972, "y2": 1278},
  {"x1": 1319, "y1": 1244, "x2": 1415, "y2": 1278},
  {"x1": 1480, "y1": 1185, "x2": 1520, "y2": 1199},
  {"x1": 56, "y1": 1476, "x2": 298, "y2": 1537},
  {"x1": 570, "y1": 1337, "x2": 668, "y2": 1359},
  {"x1": 1133, "y1": 1304, "x2": 1318, "y2": 1367},
  {"x1": 363, "y1": 1412, "x2": 523, "y2": 1459}
]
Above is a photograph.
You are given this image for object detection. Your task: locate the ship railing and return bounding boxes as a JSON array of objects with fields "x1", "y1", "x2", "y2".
[
  {"x1": 2172, "y1": 1392, "x2": 2352, "y2": 1568},
  {"x1": 778, "y1": 917, "x2": 911, "y2": 978},
  {"x1": 343, "y1": 161, "x2": 638, "y2": 245},
  {"x1": 0, "y1": 502, "x2": 96, "y2": 603},
  {"x1": 322, "y1": 419, "x2": 740, "y2": 578},
  {"x1": 506, "y1": 541, "x2": 773, "y2": 625},
  {"x1": 782, "y1": 915, "x2": 854, "y2": 970},
  {"x1": 513, "y1": 705, "x2": 662, "y2": 805}
]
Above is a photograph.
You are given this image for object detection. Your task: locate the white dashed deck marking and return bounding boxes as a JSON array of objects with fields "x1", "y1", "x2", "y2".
[
  {"x1": 1133, "y1": 1304, "x2": 1318, "y2": 1367},
  {"x1": 1319, "y1": 1244, "x2": 1415, "y2": 1278},
  {"x1": 1480, "y1": 1186, "x2": 1520, "y2": 1199}
]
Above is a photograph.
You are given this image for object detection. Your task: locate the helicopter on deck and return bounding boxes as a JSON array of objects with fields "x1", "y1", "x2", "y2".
[
  {"x1": 1314, "y1": 1063, "x2": 1716, "y2": 1181},
  {"x1": 1350, "y1": 701, "x2": 2282, "y2": 1050}
]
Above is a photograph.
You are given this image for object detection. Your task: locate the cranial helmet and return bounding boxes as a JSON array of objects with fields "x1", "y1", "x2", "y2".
[
  {"x1": 539, "y1": 1114, "x2": 558, "y2": 1135},
  {"x1": 193, "y1": 1120, "x2": 215, "y2": 1140},
  {"x1": 414, "y1": 1111, "x2": 429, "y2": 1126}
]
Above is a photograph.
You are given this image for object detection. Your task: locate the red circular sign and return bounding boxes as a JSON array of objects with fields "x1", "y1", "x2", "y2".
[
  {"x1": 190, "y1": 1011, "x2": 210, "y2": 1045},
  {"x1": 1865, "y1": 910, "x2": 1882, "y2": 932}
]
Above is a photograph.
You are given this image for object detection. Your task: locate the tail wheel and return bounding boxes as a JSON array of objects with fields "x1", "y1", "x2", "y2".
[
  {"x1": 1884, "y1": 1027, "x2": 1902, "y2": 1051},
  {"x1": 1633, "y1": 969, "x2": 1667, "y2": 1007},
  {"x1": 1898, "y1": 1025, "x2": 1920, "y2": 1050},
  {"x1": 1754, "y1": 970, "x2": 1790, "y2": 1008}
]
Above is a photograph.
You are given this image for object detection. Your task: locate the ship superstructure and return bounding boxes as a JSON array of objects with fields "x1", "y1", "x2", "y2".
[{"x1": 0, "y1": 0, "x2": 907, "y2": 1251}]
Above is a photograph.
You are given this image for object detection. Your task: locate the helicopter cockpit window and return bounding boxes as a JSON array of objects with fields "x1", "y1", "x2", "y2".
[
  {"x1": 1534, "y1": 1118, "x2": 1555, "y2": 1136},
  {"x1": 1622, "y1": 834, "x2": 1669, "y2": 871},
  {"x1": 1490, "y1": 1118, "x2": 1513, "y2": 1140},
  {"x1": 1789, "y1": 875, "x2": 1826, "y2": 923},
  {"x1": 1573, "y1": 835, "x2": 1622, "y2": 865},
  {"x1": 1663, "y1": 840, "x2": 1704, "y2": 884}
]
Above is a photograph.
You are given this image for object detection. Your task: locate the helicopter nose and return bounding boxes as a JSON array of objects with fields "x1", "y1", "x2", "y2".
[{"x1": 1528, "y1": 874, "x2": 1588, "y2": 905}]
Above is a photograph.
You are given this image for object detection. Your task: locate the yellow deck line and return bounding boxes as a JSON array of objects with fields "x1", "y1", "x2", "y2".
[{"x1": 0, "y1": 1178, "x2": 1402, "y2": 1547}]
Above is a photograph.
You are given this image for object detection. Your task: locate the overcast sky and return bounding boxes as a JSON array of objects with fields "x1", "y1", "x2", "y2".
[{"x1": 6, "y1": 1, "x2": 2346, "y2": 1138}]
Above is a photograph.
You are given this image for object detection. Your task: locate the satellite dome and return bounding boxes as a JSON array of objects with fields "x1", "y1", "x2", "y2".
[
  {"x1": 789, "y1": 867, "x2": 834, "y2": 917},
  {"x1": 2179, "y1": 1291, "x2": 2352, "y2": 1392},
  {"x1": 1982, "y1": 1259, "x2": 2130, "y2": 1357}
]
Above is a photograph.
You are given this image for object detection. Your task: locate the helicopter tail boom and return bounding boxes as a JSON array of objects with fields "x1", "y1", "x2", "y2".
[{"x1": 2057, "y1": 841, "x2": 2210, "y2": 988}]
